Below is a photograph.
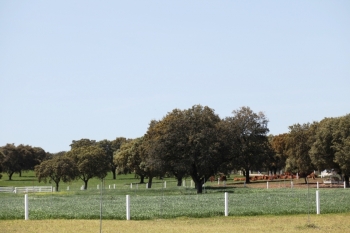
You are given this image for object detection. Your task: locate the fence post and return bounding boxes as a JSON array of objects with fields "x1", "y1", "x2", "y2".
[
  {"x1": 317, "y1": 182, "x2": 319, "y2": 189},
  {"x1": 344, "y1": 181, "x2": 346, "y2": 189},
  {"x1": 126, "y1": 195, "x2": 130, "y2": 220},
  {"x1": 316, "y1": 190, "x2": 320, "y2": 214},
  {"x1": 183, "y1": 180, "x2": 186, "y2": 187},
  {"x1": 267, "y1": 181, "x2": 269, "y2": 189},
  {"x1": 291, "y1": 181, "x2": 293, "y2": 189},
  {"x1": 218, "y1": 179, "x2": 220, "y2": 185},
  {"x1": 224, "y1": 192, "x2": 229, "y2": 216},
  {"x1": 67, "y1": 186, "x2": 70, "y2": 191},
  {"x1": 24, "y1": 194, "x2": 29, "y2": 220},
  {"x1": 164, "y1": 181, "x2": 166, "y2": 189},
  {"x1": 114, "y1": 184, "x2": 116, "y2": 189},
  {"x1": 130, "y1": 183, "x2": 133, "y2": 189},
  {"x1": 97, "y1": 184, "x2": 99, "y2": 189}
]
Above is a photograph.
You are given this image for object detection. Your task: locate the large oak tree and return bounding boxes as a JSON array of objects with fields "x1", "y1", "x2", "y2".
[
  {"x1": 144, "y1": 105, "x2": 227, "y2": 193},
  {"x1": 224, "y1": 106, "x2": 271, "y2": 183}
]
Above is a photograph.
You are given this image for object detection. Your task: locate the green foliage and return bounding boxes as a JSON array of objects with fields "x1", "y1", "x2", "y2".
[
  {"x1": 65, "y1": 145, "x2": 110, "y2": 189},
  {"x1": 285, "y1": 123, "x2": 314, "y2": 181},
  {"x1": 0, "y1": 144, "x2": 22, "y2": 180},
  {"x1": 97, "y1": 138, "x2": 130, "y2": 179},
  {"x1": 223, "y1": 106, "x2": 271, "y2": 183},
  {"x1": 144, "y1": 105, "x2": 225, "y2": 193},
  {"x1": 34, "y1": 154, "x2": 77, "y2": 192},
  {"x1": 333, "y1": 115, "x2": 350, "y2": 176},
  {"x1": 70, "y1": 139, "x2": 96, "y2": 149},
  {"x1": 270, "y1": 133, "x2": 289, "y2": 173},
  {"x1": 0, "y1": 144, "x2": 47, "y2": 180},
  {"x1": 308, "y1": 114, "x2": 350, "y2": 186},
  {"x1": 114, "y1": 137, "x2": 149, "y2": 184}
]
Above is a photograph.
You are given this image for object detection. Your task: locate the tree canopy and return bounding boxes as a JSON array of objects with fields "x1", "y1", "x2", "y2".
[
  {"x1": 0, "y1": 144, "x2": 46, "y2": 180},
  {"x1": 65, "y1": 144, "x2": 110, "y2": 189},
  {"x1": 34, "y1": 153, "x2": 77, "y2": 191},
  {"x1": 144, "y1": 105, "x2": 227, "y2": 193},
  {"x1": 2, "y1": 105, "x2": 349, "y2": 190},
  {"x1": 223, "y1": 106, "x2": 271, "y2": 183},
  {"x1": 97, "y1": 137, "x2": 130, "y2": 179}
]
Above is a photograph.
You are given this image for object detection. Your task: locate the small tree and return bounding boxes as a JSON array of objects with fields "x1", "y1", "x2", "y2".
[
  {"x1": 114, "y1": 137, "x2": 158, "y2": 187},
  {"x1": 285, "y1": 123, "x2": 314, "y2": 183},
  {"x1": 34, "y1": 154, "x2": 77, "y2": 191},
  {"x1": 0, "y1": 144, "x2": 22, "y2": 180},
  {"x1": 98, "y1": 137, "x2": 130, "y2": 180},
  {"x1": 66, "y1": 145, "x2": 110, "y2": 189},
  {"x1": 270, "y1": 133, "x2": 289, "y2": 174}
]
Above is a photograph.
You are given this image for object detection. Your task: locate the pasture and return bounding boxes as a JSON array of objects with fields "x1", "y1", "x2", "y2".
[{"x1": 1, "y1": 171, "x2": 350, "y2": 220}]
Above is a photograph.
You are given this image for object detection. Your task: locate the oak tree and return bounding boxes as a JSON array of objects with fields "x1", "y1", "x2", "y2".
[
  {"x1": 66, "y1": 144, "x2": 109, "y2": 189},
  {"x1": 34, "y1": 153, "x2": 77, "y2": 191},
  {"x1": 224, "y1": 107, "x2": 271, "y2": 183}
]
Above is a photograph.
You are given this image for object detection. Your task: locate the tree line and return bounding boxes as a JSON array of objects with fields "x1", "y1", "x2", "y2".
[{"x1": 1, "y1": 105, "x2": 349, "y2": 193}]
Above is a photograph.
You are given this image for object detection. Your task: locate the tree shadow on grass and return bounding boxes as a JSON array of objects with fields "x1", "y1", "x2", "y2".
[{"x1": 204, "y1": 186, "x2": 236, "y2": 193}]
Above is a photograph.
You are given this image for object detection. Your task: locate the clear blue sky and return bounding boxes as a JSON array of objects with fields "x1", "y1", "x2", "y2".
[{"x1": 1, "y1": 1, "x2": 349, "y2": 153}]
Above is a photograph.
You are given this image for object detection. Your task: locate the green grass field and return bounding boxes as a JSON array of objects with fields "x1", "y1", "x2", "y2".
[{"x1": 1, "y1": 171, "x2": 350, "y2": 220}]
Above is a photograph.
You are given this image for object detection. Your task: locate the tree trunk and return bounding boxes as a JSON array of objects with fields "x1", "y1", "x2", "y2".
[
  {"x1": 147, "y1": 176, "x2": 153, "y2": 188},
  {"x1": 19, "y1": 171, "x2": 22, "y2": 177},
  {"x1": 112, "y1": 169, "x2": 116, "y2": 180},
  {"x1": 177, "y1": 177, "x2": 182, "y2": 186},
  {"x1": 245, "y1": 168, "x2": 250, "y2": 183},
  {"x1": 139, "y1": 175, "x2": 145, "y2": 184},
  {"x1": 8, "y1": 171, "x2": 14, "y2": 181},
  {"x1": 192, "y1": 177, "x2": 205, "y2": 194},
  {"x1": 196, "y1": 182, "x2": 203, "y2": 194},
  {"x1": 344, "y1": 175, "x2": 349, "y2": 188},
  {"x1": 84, "y1": 180, "x2": 88, "y2": 190},
  {"x1": 56, "y1": 182, "x2": 59, "y2": 192}
]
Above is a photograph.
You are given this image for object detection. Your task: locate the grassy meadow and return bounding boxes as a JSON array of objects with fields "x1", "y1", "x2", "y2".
[{"x1": 1, "y1": 171, "x2": 350, "y2": 220}]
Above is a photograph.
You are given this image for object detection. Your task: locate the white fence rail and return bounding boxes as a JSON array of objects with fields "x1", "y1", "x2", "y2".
[
  {"x1": 0, "y1": 187, "x2": 15, "y2": 193},
  {"x1": 14, "y1": 186, "x2": 53, "y2": 194}
]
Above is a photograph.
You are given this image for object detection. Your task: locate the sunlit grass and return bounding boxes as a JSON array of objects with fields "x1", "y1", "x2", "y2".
[{"x1": 1, "y1": 214, "x2": 350, "y2": 233}]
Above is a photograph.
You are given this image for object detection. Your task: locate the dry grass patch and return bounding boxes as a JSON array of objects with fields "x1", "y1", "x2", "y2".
[{"x1": 1, "y1": 213, "x2": 350, "y2": 233}]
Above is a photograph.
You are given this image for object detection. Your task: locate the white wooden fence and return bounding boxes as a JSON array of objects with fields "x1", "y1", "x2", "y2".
[
  {"x1": 0, "y1": 186, "x2": 15, "y2": 193},
  {"x1": 0, "y1": 186, "x2": 53, "y2": 193}
]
